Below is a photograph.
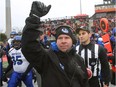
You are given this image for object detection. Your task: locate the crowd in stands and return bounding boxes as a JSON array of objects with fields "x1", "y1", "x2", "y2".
[{"x1": 34, "y1": 14, "x2": 115, "y2": 42}]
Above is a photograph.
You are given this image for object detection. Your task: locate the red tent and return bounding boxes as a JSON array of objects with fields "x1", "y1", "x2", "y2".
[{"x1": 74, "y1": 14, "x2": 88, "y2": 18}]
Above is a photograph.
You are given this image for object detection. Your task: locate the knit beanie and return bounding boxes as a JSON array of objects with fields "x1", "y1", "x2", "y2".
[{"x1": 55, "y1": 25, "x2": 77, "y2": 44}]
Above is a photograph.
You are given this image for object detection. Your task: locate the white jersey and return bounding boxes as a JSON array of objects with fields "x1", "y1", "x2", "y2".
[
  {"x1": 7, "y1": 38, "x2": 14, "y2": 48},
  {"x1": 9, "y1": 48, "x2": 29, "y2": 73}
]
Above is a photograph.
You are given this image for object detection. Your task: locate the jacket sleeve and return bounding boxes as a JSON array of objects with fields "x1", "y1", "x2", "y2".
[
  {"x1": 74, "y1": 54, "x2": 89, "y2": 87},
  {"x1": 78, "y1": 55, "x2": 90, "y2": 87},
  {"x1": 99, "y1": 45, "x2": 111, "y2": 85},
  {"x1": 21, "y1": 16, "x2": 48, "y2": 74}
]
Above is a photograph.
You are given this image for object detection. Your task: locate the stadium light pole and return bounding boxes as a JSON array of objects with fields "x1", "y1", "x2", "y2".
[
  {"x1": 80, "y1": 0, "x2": 82, "y2": 14},
  {"x1": 5, "y1": 0, "x2": 12, "y2": 38}
]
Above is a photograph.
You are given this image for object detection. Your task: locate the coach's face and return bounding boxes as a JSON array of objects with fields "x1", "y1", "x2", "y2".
[{"x1": 56, "y1": 34, "x2": 73, "y2": 52}]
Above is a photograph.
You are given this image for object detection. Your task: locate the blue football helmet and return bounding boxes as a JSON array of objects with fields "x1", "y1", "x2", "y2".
[
  {"x1": 12, "y1": 35, "x2": 22, "y2": 49},
  {"x1": 10, "y1": 31, "x2": 17, "y2": 38}
]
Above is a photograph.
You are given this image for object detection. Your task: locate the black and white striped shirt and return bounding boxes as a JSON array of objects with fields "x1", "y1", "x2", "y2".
[{"x1": 76, "y1": 42, "x2": 109, "y2": 78}]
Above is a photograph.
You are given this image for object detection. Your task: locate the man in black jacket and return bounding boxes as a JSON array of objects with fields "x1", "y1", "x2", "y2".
[
  {"x1": 76, "y1": 26, "x2": 111, "y2": 87},
  {"x1": 21, "y1": 1, "x2": 89, "y2": 87}
]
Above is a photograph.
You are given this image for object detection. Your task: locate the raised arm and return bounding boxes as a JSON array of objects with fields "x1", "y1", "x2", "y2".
[{"x1": 21, "y1": 1, "x2": 51, "y2": 73}]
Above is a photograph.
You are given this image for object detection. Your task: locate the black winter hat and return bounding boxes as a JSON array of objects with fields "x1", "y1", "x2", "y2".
[{"x1": 55, "y1": 25, "x2": 77, "y2": 44}]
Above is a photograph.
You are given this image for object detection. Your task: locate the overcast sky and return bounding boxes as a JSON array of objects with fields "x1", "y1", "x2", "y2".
[{"x1": 0, "y1": 0, "x2": 103, "y2": 33}]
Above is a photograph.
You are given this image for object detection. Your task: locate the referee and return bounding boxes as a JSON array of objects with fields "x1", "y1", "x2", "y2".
[{"x1": 76, "y1": 26, "x2": 111, "y2": 87}]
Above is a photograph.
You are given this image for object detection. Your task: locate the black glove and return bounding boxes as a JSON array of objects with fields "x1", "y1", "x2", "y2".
[{"x1": 30, "y1": 1, "x2": 51, "y2": 17}]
